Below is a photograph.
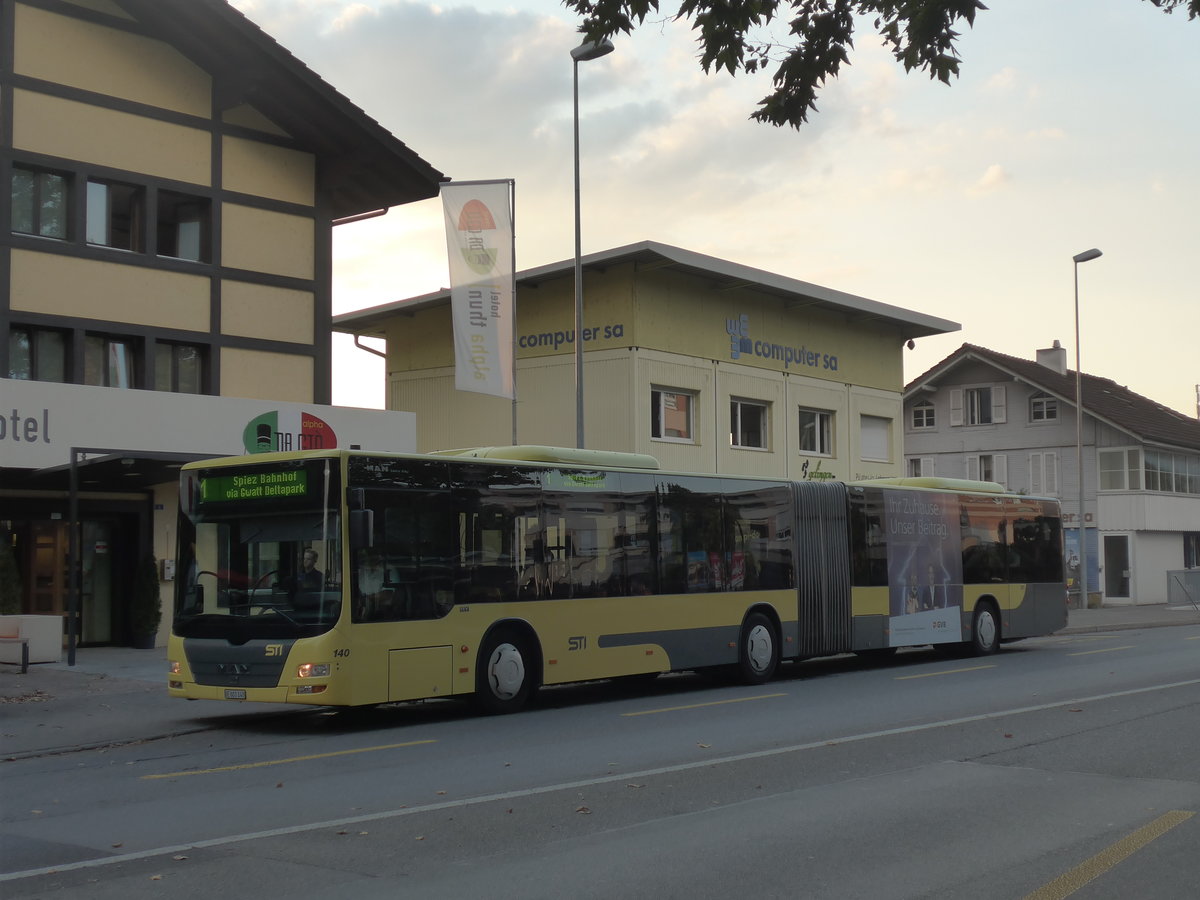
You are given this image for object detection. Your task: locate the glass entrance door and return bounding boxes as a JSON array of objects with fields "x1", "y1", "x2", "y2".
[
  {"x1": 1104, "y1": 534, "x2": 1131, "y2": 600},
  {"x1": 27, "y1": 522, "x2": 66, "y2": 616},
  {"x1": 81, "y1": 521, "x2": 114, "y2": 643}
]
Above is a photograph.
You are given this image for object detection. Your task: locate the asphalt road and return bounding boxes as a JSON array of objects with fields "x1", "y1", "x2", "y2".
[{"x1": 3, "y1": 624, "x2": 1200, "y2": 898}]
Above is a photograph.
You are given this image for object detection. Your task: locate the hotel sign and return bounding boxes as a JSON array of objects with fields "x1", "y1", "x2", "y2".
[{"x1": 0, "y1": 378, "x2": 416, "y2": 471}]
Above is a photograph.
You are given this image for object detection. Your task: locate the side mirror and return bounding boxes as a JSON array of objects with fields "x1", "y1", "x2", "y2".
[{"x1": 349, "y1": 509, "x2": 374, "y2": 550}]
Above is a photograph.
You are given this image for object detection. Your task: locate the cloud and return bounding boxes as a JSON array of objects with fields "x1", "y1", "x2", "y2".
[
  {"x1": 983, "y1": 65, "x2": 1019, "y2": 93},
  {"x1": 230, "y1": 0, "x2": 1200, "y2": 417},
  {"x1": 968, "y1": 163, "x2": 1009, "y2": 195}
]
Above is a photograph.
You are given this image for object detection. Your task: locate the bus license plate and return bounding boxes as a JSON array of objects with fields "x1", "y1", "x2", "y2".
[{"x1": 224, "y1": 689, "x2": 247, "y2": 700}]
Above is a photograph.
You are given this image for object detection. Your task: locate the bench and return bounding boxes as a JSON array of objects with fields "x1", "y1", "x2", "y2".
[
  {"x1": 0, "y1": 637, "x2": 30, "y2": 673},
  {"x1": 0, "y1": 615, "x2": 62, "y2": 670}
]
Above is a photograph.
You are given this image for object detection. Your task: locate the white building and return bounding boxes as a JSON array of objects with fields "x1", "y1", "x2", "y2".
[{"x1": 903, "y1": 342, "x2": 1200, "y2": 607}]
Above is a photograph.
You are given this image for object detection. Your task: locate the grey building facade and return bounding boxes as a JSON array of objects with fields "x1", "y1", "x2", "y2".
[{"x1": 903, "y1": 343, "x2": 1200, "y2": 608}]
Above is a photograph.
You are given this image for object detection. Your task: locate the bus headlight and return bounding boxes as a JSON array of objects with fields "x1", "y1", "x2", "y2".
[
  {"x1": 169, "y1": 660, "x2": 181, "y2": 675},
  {"x1": 296, "y1": 663, "x2": 330, "y2": 679}
]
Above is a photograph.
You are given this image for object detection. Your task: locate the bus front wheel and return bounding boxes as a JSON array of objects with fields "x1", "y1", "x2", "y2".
[
  {"x1": 970, "y1": 602, "x2": 1000, "y2": 656},
  {"x1": 475, "y1": 629, "x2": 536, "y2": 715},
  {"x1": 738, "y1": 613, "x2": 780, "y2": 685}
]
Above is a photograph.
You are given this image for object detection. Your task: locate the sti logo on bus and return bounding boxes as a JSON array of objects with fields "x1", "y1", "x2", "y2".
[
  {"x1": 265, "y1": 645, "x2": 284, "y2": 657},
  {"x1": 568, "y1": 636, "x2": 586, "y2": 651}
]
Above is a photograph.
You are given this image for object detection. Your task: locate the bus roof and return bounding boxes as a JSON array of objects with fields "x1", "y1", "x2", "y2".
[
  {"x1": 854, "y1": 476, "x2": 1006, "y2": 494},
  {"x1": 180, "y1": 445, "x2": 662, "y2": 473},
  {"x1": 428, "y1": 445, "x2": 661, "y2": 470}
]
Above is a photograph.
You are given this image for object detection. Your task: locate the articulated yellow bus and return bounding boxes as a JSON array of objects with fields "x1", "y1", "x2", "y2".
[{"x1": 168, "y1": 446, "x2": 1067, "y2": 713}]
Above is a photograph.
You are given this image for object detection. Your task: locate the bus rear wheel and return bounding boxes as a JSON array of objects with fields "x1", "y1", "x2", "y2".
[
  {"x1": 970, "y1": 601, "x2": 1000, "y2": 656},
  {"x1": 738, "y1": 613, "x2": 780, "y2": 685},
  {"x1": 474, "y1": 629, "x2": 536, "y2": 715}
]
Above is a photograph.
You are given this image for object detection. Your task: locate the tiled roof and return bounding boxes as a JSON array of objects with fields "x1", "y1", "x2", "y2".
[{"x1": 906, "y1": 343, "x2": 1200, "y2": 452}]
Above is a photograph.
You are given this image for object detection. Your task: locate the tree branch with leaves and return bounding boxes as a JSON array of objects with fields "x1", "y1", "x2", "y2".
[{"x1": 564, "y1": 0, "x2": 1199, "y2": 128}]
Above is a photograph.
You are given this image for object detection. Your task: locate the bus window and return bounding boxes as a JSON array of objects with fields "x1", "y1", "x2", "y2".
[
  {"x1": 1007, "y1": 498, "x2": 1064, "y2": 584},
  {"x1": 543, "y1": 469, "x2": 625, "y2": 599},
  {"x1": 657, "y1": 476, "x2": 724, "y2": 593},
  {"x1": 723, "y1": 480, "x2": 795, "y2": 590},
  {"x1": 353, "y1": 489, "x2": 456, "y2": 622},
  {"x1": 849, "y1": 488, "x2": 887, "y2": 587},
  {"x1": 617, "y1": 473, "x2": 657, "y2": 596},
  {"x1": 453, "y1": 464, "x2": 540, "y2": 604},
  {"x1": 961, "y1": 496, "x2": 1007, "y2": 584}
]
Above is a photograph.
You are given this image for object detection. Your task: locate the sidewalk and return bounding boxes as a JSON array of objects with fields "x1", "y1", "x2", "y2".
[
  {"x1": 3, "y1": 603, "x2": 1199, "y2": 760},
  {"x1": 1, "y1": 646, "x2": 294, "y2": 760},
  {"x1": 1060, "y1": 601, "x2": 1200, "y2": 634}
]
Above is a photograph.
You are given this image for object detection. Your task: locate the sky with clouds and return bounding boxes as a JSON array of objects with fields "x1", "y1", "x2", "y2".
[{"x1": 228, "y1": 0, "x2": 1199, "y2": 418}]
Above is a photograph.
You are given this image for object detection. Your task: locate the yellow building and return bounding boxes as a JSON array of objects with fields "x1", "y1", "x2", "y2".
[
  {"x1": 1, "y1": 0, "x2": 444, "y2": 648},
  {"x1": 336, "y1": 241, "x2": 959, "y2": 480}
]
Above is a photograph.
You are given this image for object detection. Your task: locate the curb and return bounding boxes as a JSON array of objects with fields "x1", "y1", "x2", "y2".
[{"x1": 1058, "y1": 620, "x2": 1195, "y2": 635}]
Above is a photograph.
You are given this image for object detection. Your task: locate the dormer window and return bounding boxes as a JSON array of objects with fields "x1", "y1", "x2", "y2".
[
  {"x1": 1030, "y1": 392, "x2": 1058, "y2": 422},
  {"x1": 911, "y1": 401, "x2": 935, "y2": 429}
]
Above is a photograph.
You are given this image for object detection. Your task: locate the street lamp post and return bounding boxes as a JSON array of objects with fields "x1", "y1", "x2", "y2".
[
  {"x1": 1072, "y1": 247, "x2": 1102, "y2": 608},
  {"x1": 571, "y1": 37, "x2": 614, "y2": 449}
]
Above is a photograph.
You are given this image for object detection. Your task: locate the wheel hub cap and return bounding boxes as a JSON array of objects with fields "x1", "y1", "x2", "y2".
[
  {"x1": 747, "y1": 624, "x2": 773, "y2": 673},
  {"x1": 488, "y1": 643, "x2": 525, "y2": 699}
]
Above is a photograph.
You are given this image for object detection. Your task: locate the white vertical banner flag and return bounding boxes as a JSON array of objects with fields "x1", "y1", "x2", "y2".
[{"x1": 441, "y1": 180, "x2": 515, "y2": 399}]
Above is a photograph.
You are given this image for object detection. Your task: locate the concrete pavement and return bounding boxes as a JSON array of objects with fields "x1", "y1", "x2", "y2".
[{"x1": 3, "y1": 602, "x2": 1199, "y2": 760}]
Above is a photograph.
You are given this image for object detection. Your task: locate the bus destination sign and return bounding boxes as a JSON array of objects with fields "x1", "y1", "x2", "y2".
[{"x1": 200, "y1": 470, "x2": 308, "y2": 502}]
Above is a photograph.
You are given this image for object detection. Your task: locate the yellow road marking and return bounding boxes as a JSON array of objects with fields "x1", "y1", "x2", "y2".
[
  {"x1": 1068, "y1": 645, "x2": 1135, "y2": 657},
  {"x1": 895, "y1": 664, "x2": 995, "y2": 680},
  {"x1": 621, "y1": 693, "x2": 786, "y2": 717},
  {"x1": 1024, "y1": 810, "x2": 1195, "y2": 900},
  {"x1": 142, "y1": 739, "x2": 437, "y2": 779}
]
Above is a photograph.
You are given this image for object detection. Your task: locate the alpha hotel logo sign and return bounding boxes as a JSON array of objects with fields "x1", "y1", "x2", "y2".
[{"x1": 242, "y1": 410, "x2": 337, "y2": 454}]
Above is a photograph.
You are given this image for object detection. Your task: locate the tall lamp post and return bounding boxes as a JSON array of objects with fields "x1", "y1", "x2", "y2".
[
  {"x1": 571, "y1": 36, "x2": 614, "y2": 449},
  {"x1": 1072, "y1": 247, "x2": 1102, "y2": 608}
]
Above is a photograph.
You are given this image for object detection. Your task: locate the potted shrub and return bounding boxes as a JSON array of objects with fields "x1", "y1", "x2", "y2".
[
  {"x1": 130, "y1": 554, "x2": 162, "y2": 649},
  {"x1": 0, "y1": 539, "x2": 21, "y2": 616}
]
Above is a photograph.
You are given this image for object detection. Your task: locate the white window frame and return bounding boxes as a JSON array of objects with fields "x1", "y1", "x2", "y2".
[
  {"x1": 651, "y1": 388, "x2": 697, "y2": 443},
  {"x1": 1029, "y1": 450, "x2": 1059, "y2": 497},
  {"x1": 798, "y1": 408, "x2": 834, "y2": 457},
  {"x1": 908, "y1": 457, "x2": 935, "y2": 477},
  {"x1": 860, "y1": 415, "x2": 892, "y2": 463},
  {"x1": 910, "y1": 401, "x2": 935, "y2": 430},
  {"x1": 1029, "y1": 392, "x2": 1058, "y2": 423},
  {"x1": 950, "y1": 385, "x2": 1006, "y2": 426},
  {"x1": 968, "y1": 453, "x2": 1007, "y2": 486},
  {"x1": 730, "y1": 398, "x2": 769, "y2": 450}
]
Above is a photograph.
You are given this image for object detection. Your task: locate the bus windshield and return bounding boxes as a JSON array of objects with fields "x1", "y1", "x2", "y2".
[{"x1": 174, "y1": 458, "x2": 342, "y2": 639}]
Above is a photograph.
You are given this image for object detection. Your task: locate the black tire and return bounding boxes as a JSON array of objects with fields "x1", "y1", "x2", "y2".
[
  {"x1": 969, "y1": 601, "x2": 1000, "y2": 656},
  {"x1": 474, "y1": 628, "x2": 536, "y2": 714},
  {"x1": 737, "y1": 612, "x2": 780, "y2": 685}
]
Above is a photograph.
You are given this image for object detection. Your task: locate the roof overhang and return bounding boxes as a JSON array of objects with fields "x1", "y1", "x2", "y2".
[
  {"x1": 2, "y1": 451, "x2": 209, "y2": 493},
  {"x1": 114, "y1": 0, "x2": 447, "y2": 218},
  {"x1": 334, "y1": 240, "x2": 960, "y2": 339}
]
